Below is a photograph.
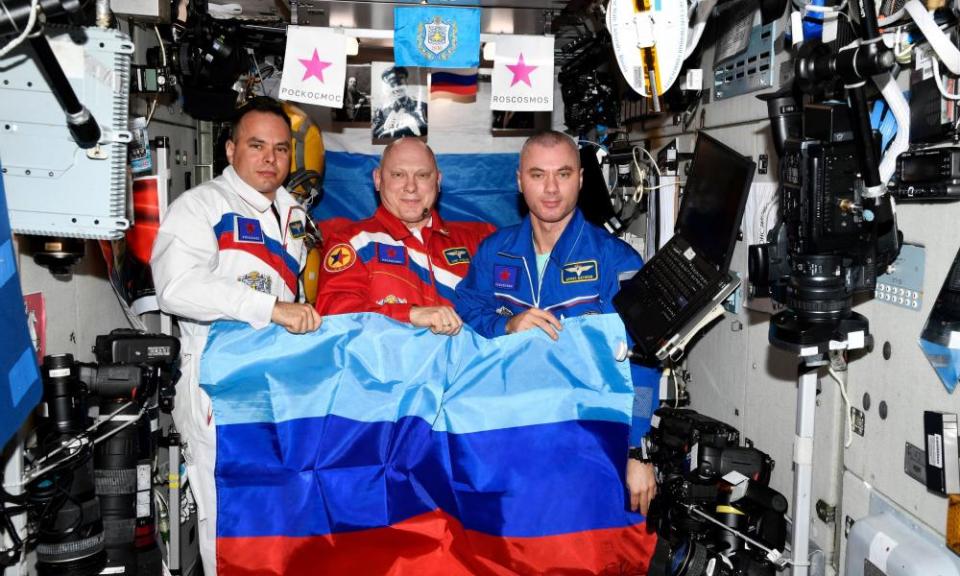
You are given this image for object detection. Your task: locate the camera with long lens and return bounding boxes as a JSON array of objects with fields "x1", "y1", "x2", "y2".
[
  {"x1": 30, "y1": 355, "x2": 107, "y2": 576},
  {"x1": 29, "y1": 331, "x2": 179, "y2": 576},
  {"x1": 642, "y1": 408, "x2": 788, "y2": 576},
  {"x1": 747, "y1": 0, "x2": 901, "y2": 350},
  {"x1": 88, "y1": 330, "x2": 179, "y2": 575}
]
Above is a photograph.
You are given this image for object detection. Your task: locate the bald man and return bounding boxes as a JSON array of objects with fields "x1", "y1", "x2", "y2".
[{"x1": 314, "y1": 138, "x2": 494, "y2": 334}]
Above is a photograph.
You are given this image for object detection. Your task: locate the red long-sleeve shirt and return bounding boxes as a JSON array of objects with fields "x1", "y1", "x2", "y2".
[{"x1": 315, "y1": 206, "x2": 494, "y2": 322}]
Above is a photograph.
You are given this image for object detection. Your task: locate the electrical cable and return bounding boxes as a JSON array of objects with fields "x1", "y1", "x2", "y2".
[
  {"x1": 874, "y1": 69, "x2": 912, "y2": 183},
  {"x1": 0, "y1": 0, "x2": 39, "y2": 58},
  {"x1": 154, "y1": 24, "x2": 167, "y2": 66},
  {"x1": 792, "y1": 0, "x2": 848, "y2": 14},
  {"x1": 0, "y1": 502, "x2": 24, "y2": 564},
  {"x1": 932, "y1": 57, "x2": 960, "y2": 101},
  {"x1": 904, "y1": 0, "x2": 960, "y2": 75},
  {"x1": 878, "y1": 5, "x2": 908, "y2": 25},
  {"x1": 632, "y1": 145, "x2": 662, "y2": 204},
  {"x1": 250, "y1": 49, "x2": 268, "y2": 96},
  {"x1": 827, "y1": 367, "x2": 853, "y2": 448},
  {"x1": 143, "y1": 24, "x2": 167, "y2": 127},
  {"x1": 14, "y1": 400, "x2": 141, "y2": 487}
]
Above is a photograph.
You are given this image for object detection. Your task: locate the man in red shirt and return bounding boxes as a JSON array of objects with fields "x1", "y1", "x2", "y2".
[{"x1": 315, "y1": 138, "x2": 494, "y2": 334}]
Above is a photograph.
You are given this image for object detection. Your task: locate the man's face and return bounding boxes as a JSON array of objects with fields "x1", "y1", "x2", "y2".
[
  {"x1": 225, "y1": 110, "x2": 291, "y2": 195},
  {"x1": 518, "y1": 141, "x2": 582, "y2": 227},
  {"x1": 373, "y1": 140, "x2": 441, "y2": 229},
  {"x1": 386, "y1": 72, "x2": 408, "y2": 100},
  {"x1": 347, "y1": 77, "x2": 357, "y2": 89}
]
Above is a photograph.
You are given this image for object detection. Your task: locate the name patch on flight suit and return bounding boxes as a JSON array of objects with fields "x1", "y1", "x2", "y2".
[
  {"x1": 289, "y1": 220, "x2": 306, "y2": 239},
  {"x1": 236, "y1": 217, "x2": 264, "y2": 243},
  {"x1": 443, "y1": 247, "x2": 471, "y2": 266},
  {"x1": 561, "y1": 260, "x2": 599, "y2": 284},
  {"x1": 377, "y1": 244, "x2": 406, "y2": 265},
  {"x1": 493, "y1": 265, "x2": 520, "y2": 290}
]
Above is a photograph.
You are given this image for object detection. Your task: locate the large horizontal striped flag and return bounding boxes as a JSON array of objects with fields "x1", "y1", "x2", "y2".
[{"x1": 202, "y1": 313, "x2": 657, "y2": 575}]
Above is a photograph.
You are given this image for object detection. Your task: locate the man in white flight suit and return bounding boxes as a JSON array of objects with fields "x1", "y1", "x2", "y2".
[{"x1": 151, "y1": 97, "x2": 322, "y2": 575}]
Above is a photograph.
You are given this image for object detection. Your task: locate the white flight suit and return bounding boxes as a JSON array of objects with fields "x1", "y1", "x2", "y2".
[{"x1": 151, "y1": 165, "x2": 308, "y2": 576}]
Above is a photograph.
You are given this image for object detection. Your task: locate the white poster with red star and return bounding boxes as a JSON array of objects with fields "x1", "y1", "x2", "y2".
[
  {"x1": 279, "y1": 26, "x2": 347, "y2": 108},
  {"x1": 490, "y1": 34, "x2": 554, "y2": 112}
]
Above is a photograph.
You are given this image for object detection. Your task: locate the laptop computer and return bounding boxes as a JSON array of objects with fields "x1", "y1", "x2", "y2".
[{"x1": 613, "y1": 132, "x2": 756, "y2": 363}]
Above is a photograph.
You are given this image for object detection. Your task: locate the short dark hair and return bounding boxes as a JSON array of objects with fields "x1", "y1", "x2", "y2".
[
  {"x1": 520, "y1": 130, "x2": 580, "y2": 169},
  {"x1": 231, "y1": 97, "x2": 291, "y2": 141},
  {"x1": 381, "y1": 66, "x2": 409, "y2": 86}
]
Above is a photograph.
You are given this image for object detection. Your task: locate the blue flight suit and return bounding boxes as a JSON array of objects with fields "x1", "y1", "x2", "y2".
[{"x1": 455, "y1": 208, "x2": 658, "y2": 444}]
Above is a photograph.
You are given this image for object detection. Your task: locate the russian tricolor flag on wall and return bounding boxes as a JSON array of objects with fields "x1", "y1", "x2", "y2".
[
  {"x1": 202, "y1": 313, "x2": 657, "y2": 575},
  {"x1": 431, "y1": 69, "x2": 479, "y2": 100}
]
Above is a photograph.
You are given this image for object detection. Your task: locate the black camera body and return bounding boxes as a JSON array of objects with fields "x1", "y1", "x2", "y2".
[
  {"x1": 89, "y1": 329, "x2": 180, "y2": 412},
  {"x1": 749, "y1": 101, "x2": 901, "y2": 338},
  {"x1": 93, "y1": 329, "x2": 179, "y2": 366},
  {"x1": 557, "y1": 29, "x2": 619, "y2": 133},
  {"x1": 644, "y1": 408, "x2": 788, "y2": 576}
]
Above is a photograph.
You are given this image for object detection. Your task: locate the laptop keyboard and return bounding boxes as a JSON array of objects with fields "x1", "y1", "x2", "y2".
[{"x1": 635, "y1": 243, "x2": 711, "y2": 321}]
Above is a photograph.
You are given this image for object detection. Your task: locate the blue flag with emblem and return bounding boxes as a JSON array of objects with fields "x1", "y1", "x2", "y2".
[{"x1": 394, "y1": 6, "x2": 481, "y2": 69}]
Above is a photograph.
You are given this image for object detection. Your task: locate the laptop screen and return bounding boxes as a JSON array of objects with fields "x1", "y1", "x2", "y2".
[{"x1": 675, "y1": 133, "x2": 755, "y2": 270}]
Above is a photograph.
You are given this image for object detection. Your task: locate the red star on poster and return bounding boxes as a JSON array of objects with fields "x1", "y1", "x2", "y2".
[
  {"x1": 500, "y1": 270, "x2": 511, "y2": 280},
  {"x1": 506, "y1": 53, "x2": 537, "y2": 88},
  {"x1": 387, "y1": 248, "x2": 396, "y2": 258},
  {"x1": 299, "y1": 49, "x2": 332, "y2": 82}
]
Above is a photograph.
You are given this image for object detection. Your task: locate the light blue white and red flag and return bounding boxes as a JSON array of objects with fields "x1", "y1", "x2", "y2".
[{"x1": 202, "y1": 313, "x2": 657, "y2": 575}]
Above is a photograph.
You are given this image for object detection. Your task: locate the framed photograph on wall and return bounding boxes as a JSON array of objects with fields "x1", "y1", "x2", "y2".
[
  {"x1": 333, "y1": 65, "x2": 372, "y2": 124},
  {"x1": 491, "y1": 110, "x2": 550, "y2": 135},
  {"x1": 371, "y1": 62, "x2": 428, "y2": 140}
]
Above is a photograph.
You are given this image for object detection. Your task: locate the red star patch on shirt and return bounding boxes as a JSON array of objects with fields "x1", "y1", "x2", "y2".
[{"x1": 324, "y1": 243, "x2": 356, "y2": 273}]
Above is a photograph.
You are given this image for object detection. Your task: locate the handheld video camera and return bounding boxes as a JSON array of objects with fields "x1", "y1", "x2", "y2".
[
  {"x1": 747, "y1": 0, "x2": 901, "y2": 350},
  {"x1": 642, "y1": 408, "x2": 788, "y2": 576}
]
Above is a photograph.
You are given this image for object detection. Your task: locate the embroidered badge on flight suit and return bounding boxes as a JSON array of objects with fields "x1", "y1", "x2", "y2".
[
  {"x1": 289, "y1": 220, "x2": 307, "y2": 239},
  {"x1": 236, "y1": 217, "x2": 264, "y2": 243},
  {"x1": 443, "y1": 247, "x2": 471, "y2": 265},
  {"x1": 238, "y1": 271, "x2": 272, "y2": 293},
  {"x1": 561, "y1": 260, "x2": 599, "y2": 284},
  {"x1": 377, "y1": 244, "x2": 407, "y2": 265},
  {"x1": 324, "y1": 243, "x2": 356, "y2": 272},
  {"x1": 493, "y1": 265, "x2": 520, "y2": 290}
]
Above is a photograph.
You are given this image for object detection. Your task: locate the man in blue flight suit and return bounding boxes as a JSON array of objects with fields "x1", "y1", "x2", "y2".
[{"x1": 455, "y1": 130, "x2": 658, "y2": 515}]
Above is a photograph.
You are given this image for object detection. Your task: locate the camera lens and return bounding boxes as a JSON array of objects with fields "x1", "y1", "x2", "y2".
[
  {"x1": 43, "y1": 355, "x2": 86, "y2": 435},
  {"x1": 33, "y1": 355, "x2": 107, "y2": 576},
  {"x1": 95, "y1": 396, "x2": 140, "y2": 574},
  {"x1": 669, "y1": 539, "x2": 710, "y2": 576},
  {"x1": 785, "y1": 254, "x2": 852, "y2": 321}
]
